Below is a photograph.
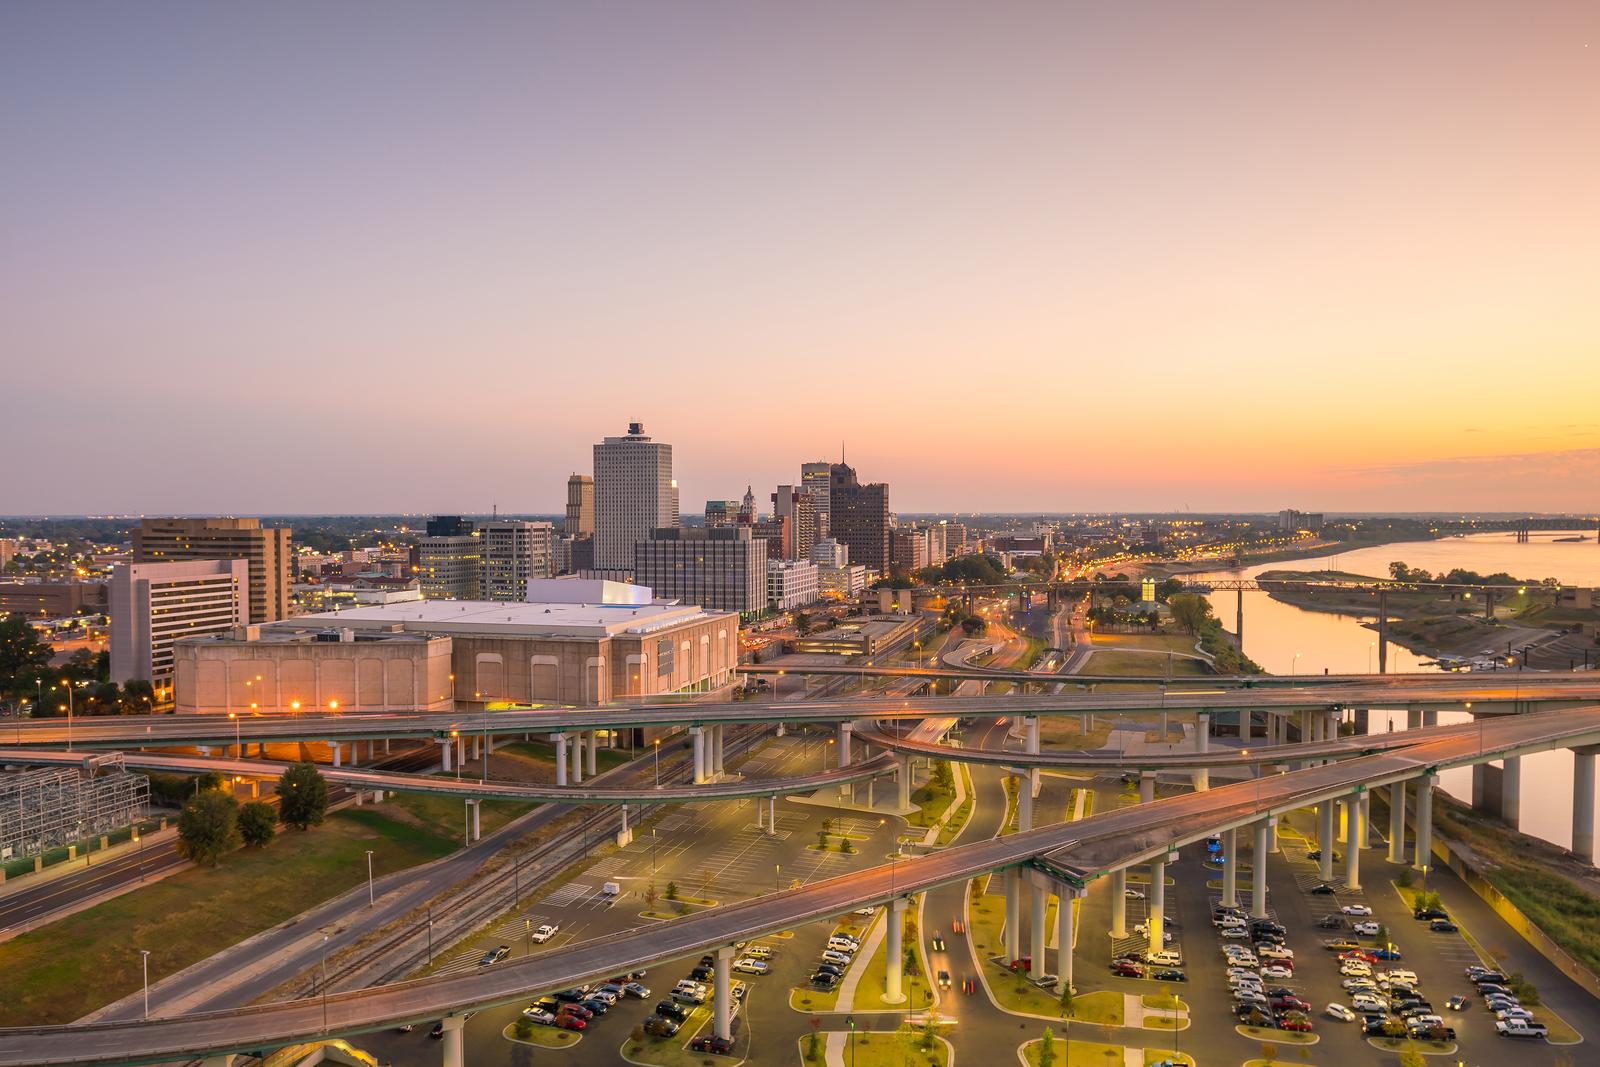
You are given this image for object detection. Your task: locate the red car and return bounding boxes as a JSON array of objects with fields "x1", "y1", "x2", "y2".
[
  {"x1": 1339, "y1": 950, "x2": 1378, "y2": 964},
  {"x1": 1008, "y1": 956, "x2": 1032, "y2": 973},
  {"x1": 1277, "y1": 1014, "x2": 1313, "y2": 1033},
  {"x1": 1111, "y1": 961, "x2": 1145, "y2": 978},
  {"x1": 689, "y1": 1035, "x2": 734, "y2": 1054},
  {"x1": 558, "y1": 1003, "x2": 593, "y2": 1020},
  {"x1": 1270, "y1": 996, "x2": 1310, "y2": 1013},
  {"x1": 553, "y1": 1014, "x2": 586, "y2": 1031}
]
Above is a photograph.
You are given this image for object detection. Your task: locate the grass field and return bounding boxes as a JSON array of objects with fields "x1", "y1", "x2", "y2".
[
  {"x1": 1082, "y1": 651, "x2": 1208, "y2": 677},
  {"x1": 0, "y1": 807, "x2": 459, "y2": 1025}
]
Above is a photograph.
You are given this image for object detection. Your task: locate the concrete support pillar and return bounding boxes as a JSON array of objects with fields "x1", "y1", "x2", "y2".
[
  {"x1": 1054, "y1": 886, "x2": 1079, "y2": 997},
  {"x1": 1221, "y1": 828, "x2": 1238, "y2": 908},
  {"x1": 441, "y1": 738, "x2": 453, "y2": 773},
  {"x1": 1017, "y1": 774, "x2": 1034, "y2": 832},
  {"x1": 767, "y1": 796, "x2": 777, "y2": 836},
  {"x1": 896, "y1": 755, "x2": 912, "y2": 811},
  {"x1": 1005, "y1": 868, "x2": 1022, "y2": 960},
  {"x1": 1109, "y1": 868, "x2": 1127, "y2": 937},
  {"x1": 1139, "y1": 772, "x2": 1156, "y2": 805},
  {"x1": 1388, "y1": 781, "x2": 1407, "y2": 865},
  {"x1": 1502, "y1": 756, "x2": 1522, "y2": 829},
  {"x1": 552, "y1": 734, "x2": 568, "y2": 786},
  {"x1": 384, "y1": 737, "x2": 391, "y2": 755},
  {"x1": 1029, "y1": 877, "x2": 1048, "y2": 980},
  {"x1": 1251, "y1": 819, "x2": 1270, "y2": 918},
  {"x1": 587, "y1": 730, "x2": 598, "y2": 777},
  {"x1": 1415, "y1": 774, "x2": 1437, "y2": 870},
  {"x1": 1025, "y1": 715, "x2": 1041, "y2": 798},
  {"x1": 714, "y1": 946, "x2": 734, "y2": 1039},
  {"x1": 885, "y1": 897, "x2": 908, "y2": 1002},
  {"x1": 838, "y1": 722, "x2": 853, "y2": 766},
  {"x1": 1358, "y1": 792, "x2": 1372, "y2": 849},
  {"x1": 617, "y1": 802, "x2": 632, "y2": 846},
  {"x1": 570, "y1": 732, "x2": 583, "y2": 785},
  {"x1": 331, "y1": 742, "x2": 342, "y2": 768},
  {"x1": 440, "y1": 1014, "x2": 466, "y2": 1067},
  {"x1": 1422, "y1": 709, "x2": 1438, "y2": 728},
  {"x1": 456, "y1": 732, "x2": 466, "y2": 769},
  {"x1": 1407, "y1": 708, "x2": 1423, "y2": 730},
  {"x1": 470, "y1": 733, "x2": 480, "y2": 760},
  {"x1": 1575, "y1": 748, "x2": 1597, "y2": 865},
  {"x1": 1319, "y1": 801, "x2": 1336, "y2": 882},
  {"x1": 1471, "y1": 761, "x2": 1487, "y2": 810},
  {"x1": 691, "y1": 727, "x2": 708, "y2": 785},
  {"x1": 1147, "y1": 859, "x2": 1166, "y2": 956},
  {"x1": 1192, "y1": 712, "x2": 1211, "y2": 791},
  {"x1": 1345, "y1": 795, "x2": 1363, "y2": 890},
  {"x1": 468, "y1": 799, "x2": 481, "y2": 841}
]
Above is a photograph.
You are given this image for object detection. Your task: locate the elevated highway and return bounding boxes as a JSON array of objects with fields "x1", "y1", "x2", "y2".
[
  {"x1": 4, "y1": 705, "x2": 1599, "y2": 1066},
  {"x1": 8, "y1": 674, "x2": 1600, "y2": 751}
]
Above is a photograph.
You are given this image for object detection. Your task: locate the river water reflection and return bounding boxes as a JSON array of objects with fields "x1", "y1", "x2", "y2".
[{"x1": 1188, "y1": 530, "x2": 1600, "y2": 850}]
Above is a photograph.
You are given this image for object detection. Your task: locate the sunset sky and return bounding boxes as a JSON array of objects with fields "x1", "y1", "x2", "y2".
[{"x1": 4, "y1": 2, "x2": 1598, "y2": 515}]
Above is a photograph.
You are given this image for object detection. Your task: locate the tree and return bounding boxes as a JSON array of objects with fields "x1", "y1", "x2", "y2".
[
  {"x1": 512, "y1": 1016, "x2": 534, "y2": 1041},
  {"x1": 1168, "y1": 593, "x2": 1212, "y2": 636},
  {"x1": 919, "y1": 1009, "x2": 940, "y2": 1051},
  {"x1": 122, "y1": 678, "x2": 156, "y2": 711},
  {"x1": 839, "y1": 837, "x2": 854, "y2": 853},
  {"x1": 818, "y1": 829, "x2": 832, "y2": 850},
  {"x1": 276, "y1": 762, "x2": 329, "y2": 830},
  {"x1": 1259, "y1": 1043, "x2": 1278, "y2": 1065},
  {"x1": 238, "y1": 800, "x2": 278, "y2": 847},
  {"x1": 1038, "y1": 1026, "x2": 1055, "y2": 1067},
  {"x1": 176, "y1": 789, "x2": 240, "y2": 866},
  {"x1": 1059, "y1": 985, "x2": 1074, "y2": 1017},
  {"x1": 793, "y1": 611, "x2": 812, "y2": 636},
  {"x1": 665, "y1": 881, "x2": 679, "y2": 901},
  {"x1": 0, "y1": 616, "x2": 52, "y2": 695}
]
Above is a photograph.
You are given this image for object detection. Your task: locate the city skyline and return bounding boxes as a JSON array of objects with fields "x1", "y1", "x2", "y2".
[{"x1": 5, "y1": 3, "x2": 1599, "y2": 513}]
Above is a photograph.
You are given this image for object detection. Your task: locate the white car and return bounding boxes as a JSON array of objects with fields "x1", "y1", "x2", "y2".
[
  {"x1": 820, "y1": 950, "x2": 852, "y2": 967},
  {"x1": 1351, "y1": 992, "x2": 1388, "y2": 1013},
  {"x1": 1495, "y1": 1007, "x2": 1535, "y2": 1022},
  {"x1": 530, "y1": 923, "x2": 559, "y2": 944},
  {"x1": 1220, "y1": 925, "x2": 1251, "y2": 939},
  {"x1": 1325, "y1": 1003, "x2": 1357, "y2": 1022},
  {"x1": 732, "y1": 958, "x2": 769, "y2": 975},
  {"x1": 1352, "y1": 921, "x2": 1381, "y2": 936},
  {"x1": 1341, "y1": 961, "x2": 1373, "y2": 977},
  {"x1": 1341, "y1": 904, "x2": 1373, "y2": 917},
  {"x1": 1379, "y1": 969, "x2": 1418, "y2": 985},
  {"x1": 1233, "y1": 989, "x2": 1267, "y2": 1005},
  {"x1": 1260, "y1": 964, "x2": 1294, "y2": 980},
  {"x1": 1257, "y1": 945, "x2": 1294, "y2": 960},
  {"x1": 1125, "y1": 888, "x2": 1147, "y2": 899}
]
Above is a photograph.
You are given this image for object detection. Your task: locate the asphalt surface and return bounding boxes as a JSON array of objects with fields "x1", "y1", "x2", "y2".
[{"x1": 7, "y1": 705, "x2": 1600, "y2": 1064}]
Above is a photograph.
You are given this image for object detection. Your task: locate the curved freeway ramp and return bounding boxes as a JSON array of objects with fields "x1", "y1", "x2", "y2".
[{"x1": 3, "y1": 705, "x2": 1599, "y2": 1066}]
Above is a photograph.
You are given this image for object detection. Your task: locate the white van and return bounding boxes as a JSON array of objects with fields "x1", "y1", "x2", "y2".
[
  {"x1": 1146, "y1": 950, "x2": 1183, "y2": 968},
  {"x1": 827, "y1": 936, "x2": 859, "y2": 954},
  {"x1": 821, "y1": 949, "x2": 852, "y2": 967}
]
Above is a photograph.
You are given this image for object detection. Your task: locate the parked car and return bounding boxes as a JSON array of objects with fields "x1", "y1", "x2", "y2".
[
  {"x1": 1317, "y1": 914, "x2": 1345, "y2": 929},
  {"x1": 1324, "y1": 939, "x2": 1361, "y2": 951},
  {"x1": 689, "y1": 1035, "x2": 734, "y2": 1054},
  {"x1": 521, "y1": 1009, "x2": 555, "y2": 1026},
  {"x1": 1152, "y1": 968, "x2": 1186, "y2": 982},
  {"x1": 1429, "y1": 919, "x2": 1459, "y2": 933},
  {"x1": 1309, "y1": 883, "x2": 1337, "y2": 895},
  {"x1": 810, "y1": 972, "x2": 839, "y2": 989},
  {"x1": 552, "y1": 1014, "x2": 585, "y2": 1032},
  {"x1": 1496, "y1": 1019, "x2": 1548, "y2": 1038},
  {"x1": 1352, "y1": 921, "x2": 1380, "y2": 936},
  {"x1": 1125, "y1": 888, "x2": 1146, "y2": 899},
  {"x1": 732, "y1": 958, "x2": 769, "y2": 975},
  {"x1": 531, "y1": 923, "x2": 559, "y2": 943},
  {"x1": 478, "y1": 945, "x2": 511, "y2": 966},
  {"x1": 623, "y1": 982, "x2": 651, "y2": 999},
  {"x1": 643, "y1": 1016, "x2": 680, "y2": 1038},
  {"x1": 1277, "y1": 1013, "x2": 1314, "y2": 1032},
  {"x1": 1341, "y1": 904, "x2": 1373, "y2": 917},
  {"x1": 1111, "y1": 960, "x2": 1145, "y2": 978},
  {"x1": 1373, "y1": 947, "x2": 1404, "y2": 960},
  {"x1": 655, "y1": 1000, "x2": 689, "y2": 1023},
  {"x1": 1414, "y1": 907, "x2": 1449, "y2": 921},
  {"x1": 557, "y1": 1003, "x2": 593, "y2": 1020},
  {"x1": 1261, "y1": 965, "x2": 1294, "y2": 981}
]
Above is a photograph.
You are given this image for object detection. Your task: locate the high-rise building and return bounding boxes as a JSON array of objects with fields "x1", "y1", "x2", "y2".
[
  {"x1": 633, "y1": 526, "x2": 766, "y2": 614},
  {"x1": 0, "y1": 538, "x2": 16, "y2": 570},
  {"x1": 738, "y1": 486, "x2": 757, "y2": 524},
  {"x1": 594, "y1": 422, "x2": 678, "y2": 572},
  {"x1": 750, "y1": 517, "x2": 789, "y2": 560},
  {"x1": 565, "y1": 474, "x2": 595, "y2": 537},
  {"x1": 801, "y1": 462, "x2": 832, "y2": 533},
  {"x1": 478, "y1": 520, "x2": 554, "y2": 601},
  {"x1": 772, "y1": 486, "x2": 820, "y2": 561},
  {"x1": 767, "y1": 559, "x2": 819, "y2": 611},
  {"x1": 810, "y1": 538, "x2": 848, "y2": 568},
  {"x1": 828, "y1": 462, "x2": 890, "y2": 574},
  {"x1": 892, "y1": 527, "x2": 931, "y2": 572},
  {"x1": 418, "y1": 516, "x2": 481, "y2": 600},
  {"x1": 133, "y1": 517, "x2": 290, "y2": 624},
  {"x1": 704, "y1": 500, "x2": 740, "y2": 528},
  {"x1": 110, "y1": 558, "x2": 248, "y2": 692}
]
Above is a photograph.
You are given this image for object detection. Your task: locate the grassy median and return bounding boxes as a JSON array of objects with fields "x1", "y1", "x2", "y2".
[{"x1": 0, "y1": 807, "x2": 459, "y2": 1026}]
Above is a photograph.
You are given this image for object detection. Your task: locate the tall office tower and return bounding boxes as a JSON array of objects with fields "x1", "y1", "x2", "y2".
[
  {"x1": 110, "y1": 559, "x2": 248, "y2": 692},
  {"x1": 418, "y1": 516, "x2": 481, "y2": 600},
  {"x1": 738, "y1": 486, "x2": 757, "y2": 524},
  {"x1": 947, "y1": 522, "x2": 968, "y2": 554},
  {"x1": 892, "y1": 526, "x2": 931, "y2": 571},
  {"x1": 593, "y1": 422, "x2": 678, "y2": 572},
  {"x1": 134, "y1": 517, "x2": 290, "y2": 624},
  {"x1": 478, "y1": 520, "x2": 554, "y2": 601},
  {"x1": 772, "y1": 485, "x2": 820, "y2": 560},
  {"x1": 828, "y1": 462, "x2": 890, "y2": 574},
  {"x1": 633, "y1": 526, "x2": 766, "y2": 614},
  {"x1": 927, "y1": 522, "x2": 948, "y2": 566},
  {"x1": 565, "y1": 474, "x2": 595, "y2": 536},
  {"x1": 801, "y1": 461, "x2": 832, "y2": 533},
  {"x1": 704, "y1": 500, "x2": 740, "y2": 527}
]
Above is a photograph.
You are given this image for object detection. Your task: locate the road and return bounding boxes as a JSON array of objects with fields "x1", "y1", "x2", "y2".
[
  {"x1": 4, "y1": 705, "x2": 1600, "y2": 1065},
  {"x1": 8, "y1": 674, "x2": 1600, "y2": 751}
]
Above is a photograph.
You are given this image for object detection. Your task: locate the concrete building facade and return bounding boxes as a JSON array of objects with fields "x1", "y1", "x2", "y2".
[
  {"x1": 565, "y1": 474, "x2": 595, "y2": 536},
  {"x1": 828, "y1": 462, "x2": 890, "y2": 574},
  {"x1": 767, "y1": 560, "x2": 819, "y2": 611},
  {"x1": 110, "y1": 559, "x2": 249, "y2": 691},
  {"x1": 478, "y1": 520, "x2": 554, "y2": 601},
  {"x1": 133, "y1": 517, "x2": 290, "y2": 623}
]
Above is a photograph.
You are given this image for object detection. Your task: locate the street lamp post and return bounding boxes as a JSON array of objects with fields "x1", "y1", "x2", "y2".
[
  {"x1": 654, "y1": 739, "x2": 661, "y2": 788},
  {"x1": 319, "y1": 931, "x2": 331, "y2": 1031},
  {"x1": 365, "y1": 849, "x2": 375, "y2": 906},
  {"x1": 524, "y1": 917, "x2": 532, "y2": 957},
  {"x1": 426, "y1": 907, "x2": 434, "y2": 964},
  {"x1": 57, "y1": 679, "x2": 74, "y2": 751},
  {"x1": 139, "y1": 949, "x2": 151, "y2": 1020},
  {"x1": 229, "y1": 711, "x2": 240, "y2": 756}
]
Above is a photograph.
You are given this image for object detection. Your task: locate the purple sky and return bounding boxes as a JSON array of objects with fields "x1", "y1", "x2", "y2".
[{"x1": 3, "y1": 2, "x2": 1598, "y2": 515}]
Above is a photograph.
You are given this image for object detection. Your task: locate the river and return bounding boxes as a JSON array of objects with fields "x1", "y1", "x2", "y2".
[{"x1": 1189, "y1": 530, "x2": 1600, "y2": 850}]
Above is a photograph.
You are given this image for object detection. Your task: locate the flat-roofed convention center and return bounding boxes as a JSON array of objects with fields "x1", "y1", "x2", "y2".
[{"x1": 174, "y1": 579, "x2": 738, "y2": 714}]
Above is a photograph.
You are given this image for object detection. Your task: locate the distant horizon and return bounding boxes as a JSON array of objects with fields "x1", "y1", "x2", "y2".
[{"x1": 3, "y1": 510, "x2": 1597, "y2": 524}]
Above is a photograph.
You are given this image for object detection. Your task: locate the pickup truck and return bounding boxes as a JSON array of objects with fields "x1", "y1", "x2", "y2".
[{"x1": 1496, "y1": 1018, "x2": 1549, "y2": 1038}]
